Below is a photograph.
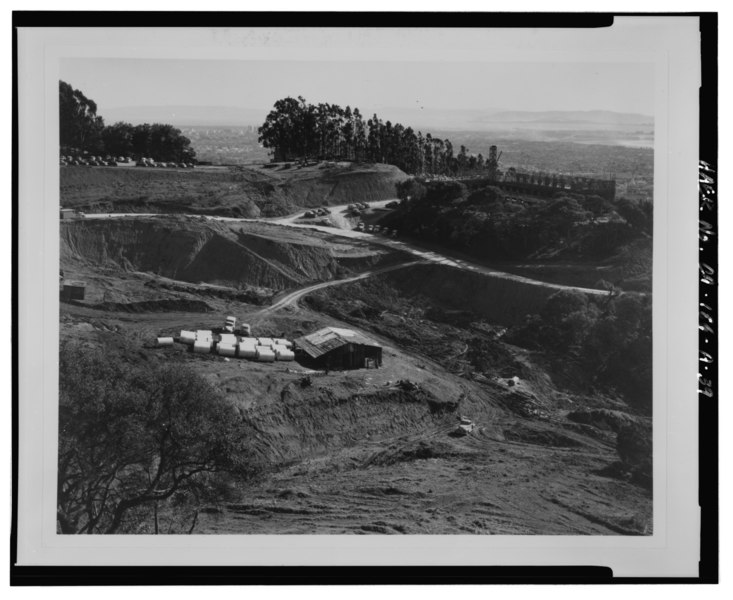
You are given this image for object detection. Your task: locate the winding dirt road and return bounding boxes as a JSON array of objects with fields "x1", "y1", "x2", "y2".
[
  {"x1": 256, "y1": 259, "x2": 427, "y2": 316},
  {"x1": 82, "y1": 201, "x2": 612, "y2": 297}
]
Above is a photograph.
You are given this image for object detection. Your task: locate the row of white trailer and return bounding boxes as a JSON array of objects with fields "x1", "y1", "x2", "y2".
[{"x1": 163, "y1": 330, "x2": 296, "y2": 362}]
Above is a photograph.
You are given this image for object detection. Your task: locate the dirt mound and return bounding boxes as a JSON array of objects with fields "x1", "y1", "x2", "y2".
[
  {"x1": 60, "y1": 162, "x2": 408, "y2": 217},
  {"x1": 238, "y1": 382, "x2": 454, "y2": 465},
  {"x1": 363, "y1": 439, "x2": 468, "y2": 467},
  {"x1": 61, "y1": 218, "x2": 300, "y2": 290}
]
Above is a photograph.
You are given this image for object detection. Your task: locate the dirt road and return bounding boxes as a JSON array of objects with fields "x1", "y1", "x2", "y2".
[
  {"x1": 82, "y1": 206, "x2": 614, "y2": 297},
  {"x1": 256, "y1": 259, "x2": 427, "y2": 315}
]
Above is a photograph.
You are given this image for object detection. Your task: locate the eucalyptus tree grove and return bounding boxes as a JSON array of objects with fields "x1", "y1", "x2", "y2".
[{"x1": 258, "y1": 96, "x2": 490, "y2": 176}]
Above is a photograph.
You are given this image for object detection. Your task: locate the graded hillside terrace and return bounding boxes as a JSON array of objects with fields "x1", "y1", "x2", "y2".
[{"x1": 60, "y1": 161, "x2": 409, "y2": 218}]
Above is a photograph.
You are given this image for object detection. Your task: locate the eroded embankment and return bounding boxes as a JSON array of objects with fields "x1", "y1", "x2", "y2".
[
  {"x1": 270, "y1": 164, "x2": 407, "y2": 208},
  {"x1": 236, "y1": 381, "x2": 459, "y2": 465},
  {"x1": 61, "y1": 218, "x2": 401, "y2": 293}
]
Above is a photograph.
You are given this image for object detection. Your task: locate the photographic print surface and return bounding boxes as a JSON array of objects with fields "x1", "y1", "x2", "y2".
[{"x1": 56, "y1": 45, "x2": 656, "y2": 536}]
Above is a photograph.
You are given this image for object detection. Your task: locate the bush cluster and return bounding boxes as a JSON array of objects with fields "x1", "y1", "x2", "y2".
[{"x1": 506, "y1": 290, "x2": 652, "y2": 414}]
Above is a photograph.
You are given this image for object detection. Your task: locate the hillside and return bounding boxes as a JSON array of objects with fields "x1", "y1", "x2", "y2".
[
  {"x1": 60, "y1": 216, "x2": 408, "y2": 305},
  {"x1": 380, "y1": 179, "x2": 653, "y2": 292},
  {"x1": 60, "y1": 217, "x2": 652, "y2": 535},
  {"x1": 58, "y1": 142, "x2": 652, "y2": 536},
  {"x1": 60, "y1": 161, "x2": 408, "y2": 217}
]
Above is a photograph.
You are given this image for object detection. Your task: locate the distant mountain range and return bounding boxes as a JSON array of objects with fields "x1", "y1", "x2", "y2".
[
  {"x1": 102, "y1": 104, "x2": 653, "y2": 131},
  {"x1": 477, "y1": 110, "x2": 654, "y2": 126},
  {"x1": 371, "y1": 107, "x2": 653, "y2": 131}
]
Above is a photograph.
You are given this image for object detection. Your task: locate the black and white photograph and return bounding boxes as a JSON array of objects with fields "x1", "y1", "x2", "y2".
[
  {"x1": 55, "y1": 56, "x2": 656, "y2": 537},
  {"x1": 14, "y1": 13, "x2": 708, "y2": 579}
]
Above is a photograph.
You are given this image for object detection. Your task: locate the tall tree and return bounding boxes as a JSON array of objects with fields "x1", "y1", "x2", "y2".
[
  {"x1": 102, "y1": 121, "x2": 135, "y2": 158},
  {"x1": 57, "y1": 343, "x2": 256, "y2": 534},
  {"x1": 59, "y1": 80, "x2": 105, "y2": 152}
]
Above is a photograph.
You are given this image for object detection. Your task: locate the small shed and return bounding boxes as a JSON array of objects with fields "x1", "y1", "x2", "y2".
[
  {"x1": 293, "y1": 327, "x2": 382, "y2": 370},
  {"x1": 61, "y1": 281, "x2": 86, "y2": 301}
]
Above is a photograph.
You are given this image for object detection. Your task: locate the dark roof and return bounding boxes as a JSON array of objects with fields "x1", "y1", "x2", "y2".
[{"x1": 293, "y1": 327, "x2": 381, "y2": 359}]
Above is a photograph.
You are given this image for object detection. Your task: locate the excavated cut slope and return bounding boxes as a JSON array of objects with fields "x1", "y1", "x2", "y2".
[{"x1": 61, "y1": 217, "x2": 400, "y2": 292}]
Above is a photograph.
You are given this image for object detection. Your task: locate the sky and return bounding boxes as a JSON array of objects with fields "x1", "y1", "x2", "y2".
[{"x1": 60, "y1": 58, "x2": 655, "y2": 126}]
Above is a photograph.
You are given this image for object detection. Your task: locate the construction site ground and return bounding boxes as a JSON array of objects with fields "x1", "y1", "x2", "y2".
[{"x1": 61, "y1": 209, "x2": 652, "y2": 536}]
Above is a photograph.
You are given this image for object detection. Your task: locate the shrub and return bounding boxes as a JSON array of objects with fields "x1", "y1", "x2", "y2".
[{"x1": 506, "y1": 291, "x2": 652, "y2": 414}]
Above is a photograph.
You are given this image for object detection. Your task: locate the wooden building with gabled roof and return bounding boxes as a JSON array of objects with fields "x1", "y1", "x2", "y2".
[{"x1": 293, "y1": 327, "x2": 382, "y2": 370}]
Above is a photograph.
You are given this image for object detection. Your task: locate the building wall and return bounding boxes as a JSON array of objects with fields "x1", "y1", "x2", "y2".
[{"x1": 300, "y1": 343, "x2": 382, "y2": 370}]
